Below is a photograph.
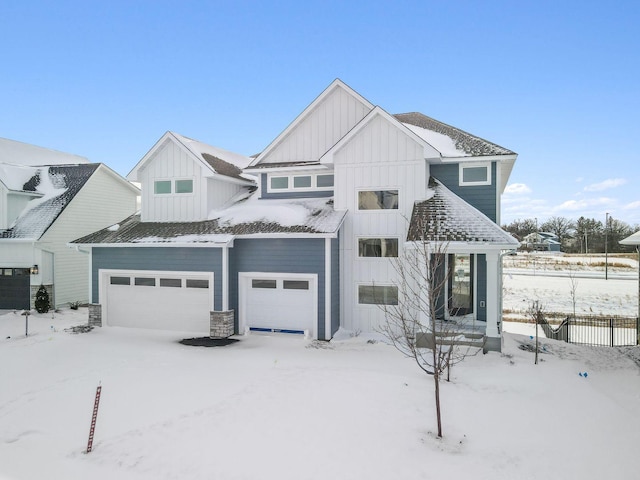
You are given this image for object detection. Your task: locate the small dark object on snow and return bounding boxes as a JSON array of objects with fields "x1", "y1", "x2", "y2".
[
  {"x1": 180, "y1": 337, "x2": 239, "y2": 347},
  {"x1": 65, "y1": 325, "x2": 94, "y2": 334}
]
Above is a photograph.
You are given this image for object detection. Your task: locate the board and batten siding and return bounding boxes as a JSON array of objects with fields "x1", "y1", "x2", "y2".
[
  {"x1": 92, "y1": 247, "x2": 223, "y2": 310},
  {"x1": 0, "y1": 183, "x2": 6, "y2": 229},
  {"x1": 229, "y1": 238, "x2": 329, "y2": 339},
  {"x1": 430, "y1": 162, "x2": 498, "y2": 222},
  {"x1": 207, "y1": 176, "x2": 245, "y2": 211},
  {"x1": 332, "y1": 113, "x2": 428, "y2": 333},
  {"x1": 39, "y1": 166, "x2": 138, "y2": 306},
  {"x1": 261, "y1": 86, "x2": 371, "y2": 164},
  {"x1": 139, "y1": 140, "x2": 204, "y2": 222}
]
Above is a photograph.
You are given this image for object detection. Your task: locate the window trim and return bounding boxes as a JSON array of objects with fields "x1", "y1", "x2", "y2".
[
  {"x1": 459, "y1": 162, "x2": 491, "y2": 186},
  {"x1": 266, "y1": 173, "x2": 335, "y2": 193},
  {"x1": 357, "y1": 237, "x2": 400, "y2": 258},
  {"x1": 356, "y1": 189, "x2": 399, "y2": 211}
]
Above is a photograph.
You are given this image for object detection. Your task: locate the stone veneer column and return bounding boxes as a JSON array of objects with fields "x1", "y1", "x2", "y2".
[
  {"x1": 210, "y1": 310, "x2": 234, "y2": 339},
  {"x1": 88, "y1": 304, "x2": 102, "y2": 327}
]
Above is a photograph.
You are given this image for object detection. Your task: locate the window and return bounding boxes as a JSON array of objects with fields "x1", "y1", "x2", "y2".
[
  {"x1": 459, "y1": 163, "x2": 491, "y2": 186},
  {"x1": 358, "y1": 285, "x2": 398, "y2": 305},
  {"x1": 267, "y1": 173, "x2": 334, "y2": 192},
  {"x1": 160, "y1": 278, "x2": 182, "y2": 287},
  {"x1": 358, "y1": 190, "x2": 398, "y2": 210},
  {"x1": 135, "y1": 277, "x2": 156, "y2": 286},
  {"x1": 110, "y1": 276, "x2": 130, "y2": 285},
  {"x1": 358, "y1": 238, "x2": 398, "y2": 257},
  {"x1": 252, "y1": 279, "x2": 277, "y2": 289},
  {"x1": 270, "y1": 177, "x2": 289, "y2": 189},
  {"x1": 293, "y1": 176, "x2": 312, "y2": 188},
  {"x1": 283, "y1": 280, "x2": 309, "y2": 290},
  {"x1": 154, "y1": 180, "x2": 172, "y2": 194},
  {"x1": 175, "y1": 179, "x2": 193, "y2": 194},
  {"x1": 2, "y1": 269, "x2": 12, "y2": 276},
  {"x1": 186, "y1": 279, "x2": 209, "y2": 289},
  {"x1": 317, "y1": 174, "x2": 334, "y2": 187}
]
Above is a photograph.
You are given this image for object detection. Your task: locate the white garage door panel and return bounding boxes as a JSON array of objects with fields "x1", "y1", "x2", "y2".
[
  {"x1": 104, "y1": 272, "x2": 212, "y2": 333},
  {"x1": 242, "y1": 275, "x2": 316, "y2": 334}
]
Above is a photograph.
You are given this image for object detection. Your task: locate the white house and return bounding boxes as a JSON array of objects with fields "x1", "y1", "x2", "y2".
[{"x1": 0, "y1": 138, "x2": 139, "y2": 309}]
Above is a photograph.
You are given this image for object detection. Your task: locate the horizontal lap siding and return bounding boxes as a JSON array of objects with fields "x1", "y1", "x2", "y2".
[
  {"x1": 92, "y1": 247, "x2": 223, "y2": 310},
  {"x1": 229, "y1": 238, "x2": 327, "y2": 338},
  {"x1": 430, "y1": 163, "x2": 497, "y2": 222}
]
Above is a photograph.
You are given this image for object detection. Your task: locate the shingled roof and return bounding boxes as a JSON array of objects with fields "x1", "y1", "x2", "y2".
[
  {"x1": 1, "y1": 164, "x2": 99, "y2": 239},
  {"x1": 395, "y1": 112, "x2": 515, "y2": 157},
  {"x1": 72, "y1": 197, "x2": 345, "y2": 245},
  {"x1": 407, "y1": 177, "x2": 518, "y2": 246}
]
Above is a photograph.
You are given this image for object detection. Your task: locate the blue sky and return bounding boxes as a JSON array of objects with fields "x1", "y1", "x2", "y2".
[{"x1": 1, "y1": 0, "x2": 638, "y2": 226}]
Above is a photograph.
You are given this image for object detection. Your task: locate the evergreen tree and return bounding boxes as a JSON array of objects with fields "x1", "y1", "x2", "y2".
[{"x1": 34, "y1": 284, "x2": 50, "y2": 314}]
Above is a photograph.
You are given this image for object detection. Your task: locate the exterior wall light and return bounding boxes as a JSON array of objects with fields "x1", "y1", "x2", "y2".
[{"x1": 30, "y1": 265, "x2": 39, "y2": 275}]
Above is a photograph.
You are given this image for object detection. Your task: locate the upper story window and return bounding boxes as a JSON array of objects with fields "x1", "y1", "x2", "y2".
[
  {"x1": 154, "y1": 178, "x2": 194, "y2": 195},
  {"x1": 459, "y1": 162, "x2": 491, "y2": 186},
  {"x1": 267, "y1": 173, "x2": 334, "y2": 193},
  {"x1": 358, "y1": 238, "x2": 399, "y2": 258},
  {"x1": 358, "y1": 190, "x2": 398, "y2": 210},
  {"x1": 154, "y1": 180, "x2": 172, "y2": 194}
]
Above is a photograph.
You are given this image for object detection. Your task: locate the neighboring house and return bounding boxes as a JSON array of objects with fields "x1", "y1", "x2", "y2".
[
  {"x1": 521, "y1": 232, "x2": 561, "y2": 252},
  {"x1": 72, "y1": 80, "x2": 518, "y2": 351},
  {"x1": 0, "y1": 138, "x2": 140, "y2": 309}
]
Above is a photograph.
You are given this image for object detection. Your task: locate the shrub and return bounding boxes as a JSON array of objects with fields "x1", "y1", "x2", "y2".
[{"x1": 34, "y1": 285, "x2": 50, "y2": 314}]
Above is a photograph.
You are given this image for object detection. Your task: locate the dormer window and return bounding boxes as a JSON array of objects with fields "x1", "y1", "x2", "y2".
[
  {"x1": 459, "y1": 162, "x2": 491, "y2": 186},
  {"x1": 154, "y1": 179, "x2": 194, "y2": 195},
  {"x1": 267, "y1": 173, "x2": 334, "y2": 193},
  {"x1": 154, "y1": 180, "x2": 172, "y2": 194}
]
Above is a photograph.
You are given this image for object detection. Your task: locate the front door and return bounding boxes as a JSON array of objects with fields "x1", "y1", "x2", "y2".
[{"x1": 447, "y1": 254, "x2": 473, "y2": 317}]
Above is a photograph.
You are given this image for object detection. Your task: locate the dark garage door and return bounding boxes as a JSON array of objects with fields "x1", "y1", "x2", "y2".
[{"x1": 0, "y1": 268, "x2": 31, "y2": 309}]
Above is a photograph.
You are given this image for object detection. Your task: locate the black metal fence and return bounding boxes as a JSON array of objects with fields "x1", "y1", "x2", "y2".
[{"x1": 538, "y1": 314, "x2": 639, "y2": 347}]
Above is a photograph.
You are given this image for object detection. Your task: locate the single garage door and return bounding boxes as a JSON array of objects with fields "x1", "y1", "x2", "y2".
[
  {"x1": 103, "y1": 271, "x2": 213, "y2": 333},
  {"x1": 241, "y1": 274, "x2": 316, "y2": 336},
  {"x1": 0, "y1": 268, "x2": 31, "y2": 309}
]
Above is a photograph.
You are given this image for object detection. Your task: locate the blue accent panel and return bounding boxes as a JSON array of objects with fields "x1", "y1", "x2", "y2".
[
  {"x1": 92, "y1": 247, "x2": 223, "y2": 310},
  {"x1": 260, "y1": 174, "x2": 333, "y2": 199},
  {"x1": 476, "y1": 254, "x2": 487, "y2": 322},
  {"x1": 331, "y1": 236, "x2": 340, "y2": 337},
  {"x1": 430, "y1": 163, "x2": 497, "y2": 222},
  {"x1": 228, "y1": 238, "x2": 327, "y2": 338}
]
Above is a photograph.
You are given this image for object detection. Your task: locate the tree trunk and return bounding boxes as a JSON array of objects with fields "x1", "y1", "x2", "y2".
[{"x1": 434, "y1": 370, "x2": 443, "y2": 438}]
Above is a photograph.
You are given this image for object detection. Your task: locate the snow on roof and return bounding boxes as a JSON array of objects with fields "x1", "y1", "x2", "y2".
[
  {"x1": 394, "y1": 113, "x2": 515, "y2": 157},
  {"x1": 620, "y1": 230, "x2": 640, "y2": 246},
  {"x1": 0, "y1": 137, "x2": 89, "y2": 166},
  {"x1": 408, "y1": 177, "x2": 518, "y2": 245},
  {"x1": 72, "y1": 196, "x2": 345, "y2": 245},
  {"x1": 171, "y1": 132, "x2": 254, "y2": 175},
  {"x1": 0, "y1": 163, "x2": 42, "y2": 192},
  {"x1": 1, "y1": 164, "x2": 99, "y2": 240}
]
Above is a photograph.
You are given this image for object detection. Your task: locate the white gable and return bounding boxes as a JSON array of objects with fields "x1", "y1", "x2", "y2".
[{"x1": 253, "y1": 80, "x2": 373, "y2": 165}]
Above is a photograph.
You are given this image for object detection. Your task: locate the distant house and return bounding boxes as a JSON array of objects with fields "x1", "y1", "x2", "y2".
[
  {"x1": 521, "y1": 232, "x2": 561, "y2": 252},
  {"x1": 0, "y1": 138, "x2": 139, "y2": 309},
  {"x1": 72, "y1": 80, "x2": 518, "y2": 351}
]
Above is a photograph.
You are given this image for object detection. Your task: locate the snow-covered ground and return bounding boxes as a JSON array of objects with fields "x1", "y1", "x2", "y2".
[{"x1": 1, "y1": 256, "x2": 639, "y2": 480}]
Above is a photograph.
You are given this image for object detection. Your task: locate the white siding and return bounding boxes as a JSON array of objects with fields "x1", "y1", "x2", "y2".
[
  {"x1": 139, "y1": 140, "x2": 204, "y2": 222},
  {"x1": 0, "y1": 242, "x2": 34, "y2": 267},
  {"x1": 262, "y1": 86, "x2": 371, "y2": 164},
  {"x1": 207, "y1": 176, "x2": 243, "y2": 212},
  {"x1": 0, "y1": 183, "x2": 6, "y2": 229},
  {"x1": 333, "y1": 114, "x2": 427, "y2": 332},
  {"x1": 39, "y1": 166, "x2": 138, "y2": 306}
]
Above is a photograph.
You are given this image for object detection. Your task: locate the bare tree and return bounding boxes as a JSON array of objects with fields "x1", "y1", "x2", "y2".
[
  {"x1": 527, "y1": 300, "x2": 545, "y2": 365},
  {"x1": 378, "y1": 232, "x2": 481, "y2": 438},
  {"x1": 567, "y1": 265, "x2": 579, "y2": 322}
]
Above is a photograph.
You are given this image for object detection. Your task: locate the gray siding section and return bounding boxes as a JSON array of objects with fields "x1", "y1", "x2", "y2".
[
  {"x1": 92, "y1": 247, "x2": 223, "y2": 310},
  {"x1": 331, "y1": 236, "x2": 340, "y2": 336},
  {"x1": 476, "y1": 254, "x2": 487, "y2": 322},
  {"x1": 260, "y1": 174, "x2": 333, "y2": 199},
  {"x1": 430, "y1": 163, "x2": 497, "y2": 222},
  {"x1": 229, "y1": 238, "x2": 328, "y2": 339}
]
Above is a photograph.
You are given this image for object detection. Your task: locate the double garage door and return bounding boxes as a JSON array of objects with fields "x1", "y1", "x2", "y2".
[{"x1": 103, "y1": 271, "x2": 213, "y2": 333}]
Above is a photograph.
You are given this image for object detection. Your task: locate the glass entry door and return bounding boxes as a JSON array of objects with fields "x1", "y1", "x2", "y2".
[{"x1": 447, "y1": 254, "x2": 474, "y2": 317}]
